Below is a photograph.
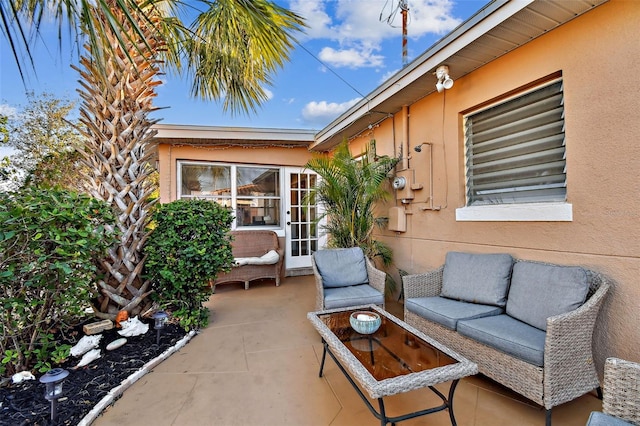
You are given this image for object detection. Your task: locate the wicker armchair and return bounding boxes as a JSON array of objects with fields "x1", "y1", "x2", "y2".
[
  {"x1": 403, "y1": 260, "x2": 610, "y2": 426},
  {"x1": 586, "y1": 357, "x2": 640, "y2": 426},
  {"x1": 312, "y1": 247, "x2": 386, "y2": 311},
  {"x1": 212, "y1": 230, "x2": 283, "y2": 291}
]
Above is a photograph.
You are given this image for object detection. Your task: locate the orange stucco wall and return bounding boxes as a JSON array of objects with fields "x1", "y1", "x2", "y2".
[
  {"x1": 156, "y1": 144, "x2": 313, "y2": 203},
  {"x1": 355, "y1": 0, "x2": 640, "y2": 370}
]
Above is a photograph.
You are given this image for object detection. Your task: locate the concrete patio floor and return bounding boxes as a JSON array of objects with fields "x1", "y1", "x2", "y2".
[{"x1": 93, "y1": 275, "x2": 602, "y2": 426}]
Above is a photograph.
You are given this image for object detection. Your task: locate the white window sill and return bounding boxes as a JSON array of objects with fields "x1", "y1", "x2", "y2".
[{"x1": 455, "y1": 203, "x2": 573, "y2": 222}]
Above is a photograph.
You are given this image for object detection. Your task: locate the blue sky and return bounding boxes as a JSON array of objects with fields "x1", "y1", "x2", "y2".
[{"x1": 0, "y1": 0, "x2": 487, "y2": 132}]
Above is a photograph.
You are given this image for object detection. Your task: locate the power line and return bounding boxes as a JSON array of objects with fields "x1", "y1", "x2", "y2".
[{"x1": 294, "y1": 40, "x2": 368, "y2": 101}]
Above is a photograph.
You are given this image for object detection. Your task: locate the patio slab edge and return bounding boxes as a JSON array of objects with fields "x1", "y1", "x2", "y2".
[{"x1": 77, "y1": 329, "x2": 198, "y2": 426}]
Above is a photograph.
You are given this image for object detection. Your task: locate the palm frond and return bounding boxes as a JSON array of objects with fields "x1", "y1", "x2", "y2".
[{"x1": 305, "y1": 139, "x2": 400, "y2": 261}]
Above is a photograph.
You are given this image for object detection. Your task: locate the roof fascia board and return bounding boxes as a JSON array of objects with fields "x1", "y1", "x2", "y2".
[
  {"x1": 312, "y1": 0, "x2": 534, "y2": 150},
  {"x1": 154, "y1": 124, "x2": 316, "y2": 142}
]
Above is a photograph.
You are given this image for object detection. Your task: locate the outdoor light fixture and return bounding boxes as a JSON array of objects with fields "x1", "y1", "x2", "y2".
[
  {"x1": 152, "y1": 310, "x2": 169, "y2": 345},
  {"x1": 435, "y1": 65, "x2": 454, "y2": 93},
  {"x1": 40, "y1": 368, "x2": 69, "y2": 422},
  {"x1": 414, "y1": 142, "x2": 431, "y2": 152}
]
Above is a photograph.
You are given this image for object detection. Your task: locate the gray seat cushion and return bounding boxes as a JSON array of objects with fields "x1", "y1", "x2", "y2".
[
  {"x1": 506, "y1": 261, "x2": 589, "y2": 331},
  {"x1": 441, "y1": 252, "x2": 514, "y2": 307},
  {"x1": 405, "y1": 296, "x2": 504, "y2": 330},
  {"x1": 314, "y1": 247, "x2": 369, "y2": 288},
  {"x1": 323, "y1": 284, "x2": 384, "y2": 309},
  {"x1": 586, "y1": 412, "x2": 634, "y2": 426},
  {"x1": 457, "y1": 314, "x2": 546, "y2": 367}
]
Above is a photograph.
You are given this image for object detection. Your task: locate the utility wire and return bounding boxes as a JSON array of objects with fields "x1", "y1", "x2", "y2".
[
  {"x1": 294, "y1": 40, "x2": 369, "y2": 101},
  {"x1": 380, "y1": 0, "x2": 410, "y2": 28}
]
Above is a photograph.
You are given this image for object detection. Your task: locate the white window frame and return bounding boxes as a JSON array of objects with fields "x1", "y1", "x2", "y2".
[
  {"x1": 456, "y1": 79, "x2": 572, "y2": 222},
  {"x1": 177, "y1": 161, "x2": 284, "y2": 231}
]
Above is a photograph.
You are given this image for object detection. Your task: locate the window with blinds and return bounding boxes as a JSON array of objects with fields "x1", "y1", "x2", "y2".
[{"x1": 464, "y1": 80, "x2": 566, "y2": 206}]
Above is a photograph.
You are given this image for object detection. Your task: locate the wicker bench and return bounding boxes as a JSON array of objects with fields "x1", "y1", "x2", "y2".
[
  {"x1": 212, "y1": 230, "x2": 283, "y2": 291},
  {"x1": 402, "y1": 252, "x2": 611, "y2": 426}
]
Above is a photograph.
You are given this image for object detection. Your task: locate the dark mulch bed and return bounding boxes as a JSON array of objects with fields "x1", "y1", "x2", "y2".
[{"x1": 0, "y1": 321, "x2": 188, "y2": 425}]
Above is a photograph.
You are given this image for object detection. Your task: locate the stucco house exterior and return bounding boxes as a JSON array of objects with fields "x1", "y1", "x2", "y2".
[{"x1": 153, "y1": 0, "x2": 639, "y2": 373}]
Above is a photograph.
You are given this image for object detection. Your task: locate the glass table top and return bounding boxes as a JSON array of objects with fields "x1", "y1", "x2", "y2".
[{"x1": 318, "y1": 308, "x2": 457, "y2": 381}]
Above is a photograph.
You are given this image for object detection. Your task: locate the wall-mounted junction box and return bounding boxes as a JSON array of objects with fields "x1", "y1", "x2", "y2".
[{"x1": 388, "y1": 206, "x2": 406, "y2": 232}]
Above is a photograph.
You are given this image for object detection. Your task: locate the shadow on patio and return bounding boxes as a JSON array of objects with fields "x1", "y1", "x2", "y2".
[{"x1": 93, "y1": 275, "x2": 602, "y2": 426}]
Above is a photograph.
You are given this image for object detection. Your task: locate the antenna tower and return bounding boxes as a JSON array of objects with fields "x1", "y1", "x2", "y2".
[
  {"x1": 380, "y1": 0, "x2": 410, "y2": 67},
  {"x1": 400, "y1": 0, "x2": 408, "y2": 67}
]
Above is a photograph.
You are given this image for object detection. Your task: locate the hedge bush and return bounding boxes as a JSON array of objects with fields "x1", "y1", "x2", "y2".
[
  {"x1": 0, "y1": 188, "x2": 118, "y2": 375},
  {"x1": 144, "y1": 199, "x2": 234, "y2": 330}
]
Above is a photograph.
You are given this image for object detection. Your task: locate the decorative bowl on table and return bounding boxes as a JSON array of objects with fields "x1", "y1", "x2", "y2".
[{"x1": 350, "y1": 311, "x2": 382, "y2": 334}]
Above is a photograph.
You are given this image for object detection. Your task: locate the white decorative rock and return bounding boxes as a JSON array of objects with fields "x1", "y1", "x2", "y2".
[
  {"x1": 117, "y1": 316, "x2": 149, "y2": 337},
  {"x1": 75, "y1": 348, "x2": 101, "y2": 368},
  {"x1": 70, "y1": 334, "x2": 103, "y2": 357},
  {"x1": 106, "y1": 338, "x2": 127, "y2": 351},
  {"x1": 12, "y1": 371, "x2": 35, "y2": 383}
]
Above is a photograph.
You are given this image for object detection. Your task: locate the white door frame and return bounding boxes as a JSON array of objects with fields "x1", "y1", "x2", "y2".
[{"x1": 284, "y1": 167, "x2": 325, "y2": 270}]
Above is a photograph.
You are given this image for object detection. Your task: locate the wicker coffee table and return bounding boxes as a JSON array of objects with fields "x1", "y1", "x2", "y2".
[{"x1": 307, "y1": 305, "x2": 477, "y2": 426}]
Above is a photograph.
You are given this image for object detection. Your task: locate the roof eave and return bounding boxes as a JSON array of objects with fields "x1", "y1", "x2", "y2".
[
  {"x1": 311, "y1": 0, "x2": 608, "y2": 152},
  {"x1": 152, "y1": 123, "x2": 316, "y2": 148}
]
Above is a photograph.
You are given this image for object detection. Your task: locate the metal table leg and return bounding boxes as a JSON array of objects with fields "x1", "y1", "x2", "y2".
[{"x1": 320, "y1": 343, "x2": 461, "y2": 425}]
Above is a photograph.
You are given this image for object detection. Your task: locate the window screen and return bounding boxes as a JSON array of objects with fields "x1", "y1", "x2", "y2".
[{"x1": 464, "y1": 80, "x2": 567, "y2": 205}]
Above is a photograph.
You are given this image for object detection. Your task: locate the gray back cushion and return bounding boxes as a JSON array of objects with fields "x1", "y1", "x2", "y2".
[
  {"x1": 314, "y1": 247, "x2": 369, "y2": 288},
  {"x1": 441, "y1": 252, "x2": 514, "y2": 307},
  {"x1": 506, "y1": 261, "x2": 589, "y2": 331}
]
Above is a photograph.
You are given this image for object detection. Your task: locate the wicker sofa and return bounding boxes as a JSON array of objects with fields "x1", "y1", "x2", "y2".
[
  {"x1": 586, "y1": 357, "x2": 640, "y2": 426},
  {"x1": 402, "y1": 252, "x2": 610, "y2": 426},
  {"x1": 212, "y1": 230, "x2": 283, "y2": 291}
]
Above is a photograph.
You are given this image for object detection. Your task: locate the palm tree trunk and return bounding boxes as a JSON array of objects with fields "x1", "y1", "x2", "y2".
[{"x1": 73, "y1": 1, "x2": 163, "y2": 319}]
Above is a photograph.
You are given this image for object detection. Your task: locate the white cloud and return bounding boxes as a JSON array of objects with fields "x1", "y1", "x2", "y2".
[
  {"x1": 318, "y1": 46, "x2": 384, "y2": 68},
  {"x1": 301, "y1": 97, "x2": 361, "y2": 125},
  {"x1": 289, "y1": 0, "x2": 335, "y2": 39},
  {"x1": 0, "y1": 104, "x2": 18, "y2": 118},
  {"x1": 291, "y1": 0, "x2": 461, "y2": 42},
  {"x1": 263, "y1": 88, "x2": 274, "y2": 100},
  {"x1": 288, "y1": 0, "x2": 462, "y2": 69}
]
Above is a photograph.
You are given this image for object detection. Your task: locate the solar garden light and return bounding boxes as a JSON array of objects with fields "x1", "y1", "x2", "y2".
[
  {"x1": 39, "y1": 368, "x2": 69, "y2": 422},
  {"x1": 152, "y1": 310, "x2": 169, "y2": 345}
]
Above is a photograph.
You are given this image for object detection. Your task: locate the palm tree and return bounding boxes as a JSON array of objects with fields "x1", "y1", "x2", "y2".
[
  {"x1": 3, "y1": 1, "x2": 304, "y2": 319},
  {"x1": 305, "y1": 140, "x2": 399, "y2": 266}
]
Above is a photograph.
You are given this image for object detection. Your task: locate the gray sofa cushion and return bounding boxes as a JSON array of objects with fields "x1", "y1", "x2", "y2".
[
  {"x1": 323, "y1": 284, "x2": 384, "y2": 309},
  {"x1": 441, "y1": 252, "x2": 514, "y2": 307},
  {"x1": 314, "y1": 247, "x2": 369, "y2": 288},
  {"x1": 506, "y1": 261, "x2": 589, "y2": 331},
  {"x1": 457, "y1": 314, "x2": 546, "y2": 367},
  {"x1": 405, "y1": 296, "x2": 504, "y2": 330},
  {"x1": 586, "y1": 412, "x2": 634, "y2": 426}
]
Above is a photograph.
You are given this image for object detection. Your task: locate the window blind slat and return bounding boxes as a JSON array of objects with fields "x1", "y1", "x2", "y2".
[
  {"x1": 471, "y1": 109, "x2": 564, "y2": 150},
  {"x1": 472, "y1": 150, "x2": 566, "y2": 175},
  {"x1": 472, "y1": 134, "x2": 565, "y2": 164},
  {"x1": 472, "y1": 100, "x2": 563, "y2": 142},
  {"x1": 472, "y1": 82, "x2": 562, "y2": 127},
  {"x1": 472, "y1": 187, "x2": 566, "y2": 204},
  {"x1": 473, "y1": 173, "x2": 567, "y2": 191}
]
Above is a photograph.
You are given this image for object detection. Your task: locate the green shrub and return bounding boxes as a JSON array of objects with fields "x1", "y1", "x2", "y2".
[
  {"x1": 0, "y1": 188, "x2": 118, "y2": 376},
  {"x1": 144, "y1": 199, "x2": 234, "y2": 330}
]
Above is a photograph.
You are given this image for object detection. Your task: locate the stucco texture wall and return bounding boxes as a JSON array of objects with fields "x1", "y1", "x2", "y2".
[{"x1": 367, "y1": 0, "x2": 640, "y2": 371}]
